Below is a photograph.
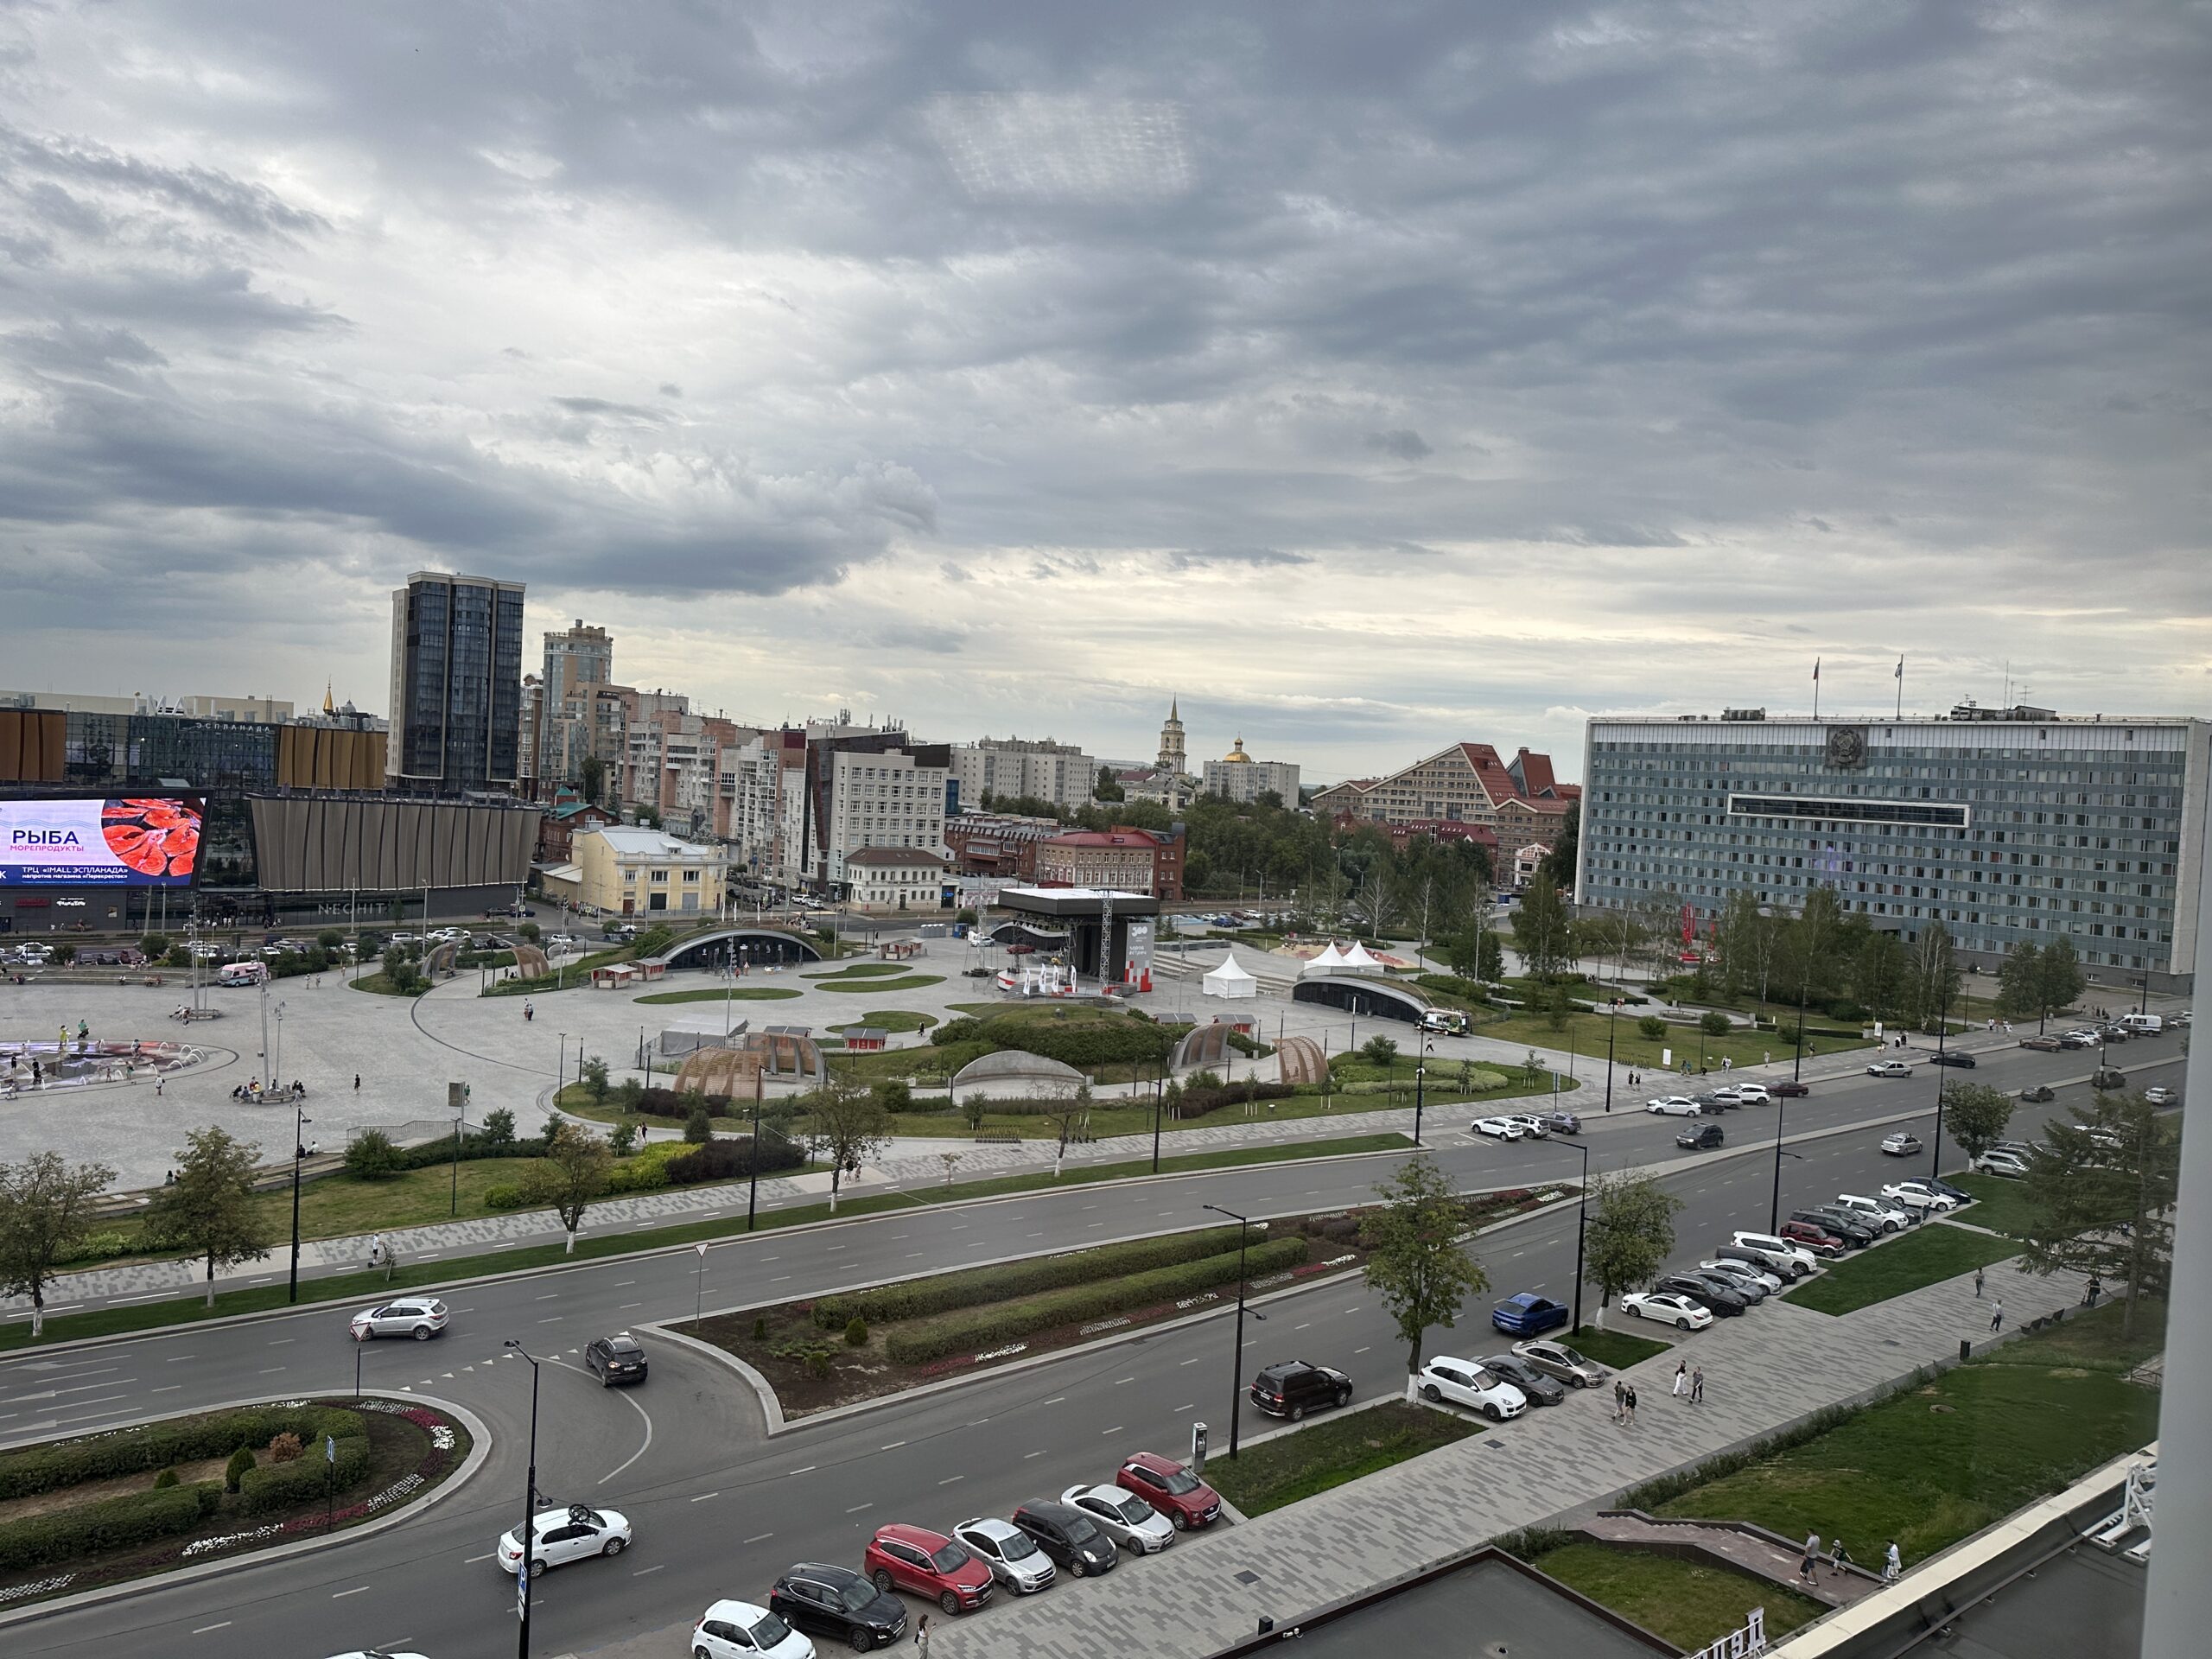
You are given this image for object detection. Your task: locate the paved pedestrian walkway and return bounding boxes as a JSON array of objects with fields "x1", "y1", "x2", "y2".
[
  {"x1": 1581, "y1": 1511, "x2": 1881, "y2": 1608},
  {"x1": 916, "y1": 1253, "x2": 2090, "y2": 1659}
]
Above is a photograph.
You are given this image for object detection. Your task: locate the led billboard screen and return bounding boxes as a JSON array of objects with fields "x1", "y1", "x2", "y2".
[{"x1": 0, "y1": 797, "x2": 204, "y2": 887}]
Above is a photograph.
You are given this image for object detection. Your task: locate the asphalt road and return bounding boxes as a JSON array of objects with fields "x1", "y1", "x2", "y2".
[{"x1": 0, "y1": 1039, "x2": 2182, "y2": 1659}]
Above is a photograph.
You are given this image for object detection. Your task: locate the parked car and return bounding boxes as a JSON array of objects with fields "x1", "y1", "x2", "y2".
[
  {"x1": 1490, "y1": 1294, "x2": 1572, "y2": 1338},
  {"x1": 864, "y1": 1524, "x2": 994, "y2": 1616},
  {"x1": 2017, "y1": 1085, "x2": 2056, "y2": 1103},
  {"x1": 1510, "y1": 1338, "x2": 1608, "y2": 1389},
  {"x1": 1503, "y1": 1114, "x2": 1551, "y2": 1139},
  {"x1": 1114, "y1": 1452, "x2": 1220, "y2": 1530},
  {"x1": 1477, "y1": 1351, "x2": 1567, "y2": 1407},
  {"x1": 951, "y1": 1517, "x2": 1056, "y2": 1593},
  {"x1": 1866, "y1": 1059, "x2": 1914, "y2": 1078},
  {"x1": 1793, "y1": 1208, "x2": 1876, "y2": 1249},
  {"x1": 2145, "y1": 1086, "x2": 2180, "y2": 1107},
  {"x1": 769, "y1": 1563, "x2": 908, "y2": 1650},
  {"x1": 1676, "y1": 1122, "x2": 1725, "y2": 1150},
  {"x1": 1655, "y1": 1273, "x2": 1748, "y2": 1317},
  {"x1": 692, "y1": 1600, "x2": 814, "y2": 1659},
  {"x1": 1716, "y1": 1083, "x2": 1771, "y2": 1104},
  {"x1": 1008, "y1": 1501, "x2": 1120, "y2": 1578},
  {"x1": 1474, "y1": 1116, "x2": 1525, "y2": 1141},
  {"x1": 2018, "y1": 1035, "x2": 2063, "y2": 1052},
  {"x1": 1718, "y1": 1240, "x2": 1809, "y2": 1281},
  {"x1": 1879, "y1": 1131, "x2": 1923, "y2": 1156},
  {"x1": 1059, "y1": 1486, "x2": 1175, "y2": 1554},
  {"x1": 1620, "y1": 1291, "x2": 1713, "y2": 1331},
  {"x1": 584, "y1": 1332, "x2": 647, "y2": 1386},
  {"x1": 1698, "y1": 1258, "x2": 1783, "y2": 1296},
  {"x1": 1770, "y1": 1079, "x2": 1811, "y2": 1097},
  {"x1": 2094, "y1": 1025, "x2": 2132, "y2": 1043},
  {"x1": 1729, "y1": 1231, "x2": 1818, "y2": 1277},
  {"x1": 498, "y1": 1503, "x2": 631, "y2": 1576},
  {"x1": 1645, "y1": 1096, "x2": 1700, "y2": 1116},
  {"x1": 1248, "y1": 1360, "x2": 1351, "y2": 1420},
  {"x1": 1834, "y1": 1193, "x2": 1912, "y2": 1232},
  {"x1": 349, "y1": 1297, "x2": 448, "y2": 1342},
  {"x1": 1881, "y1": 1179, "x2": 1955, "y2": 1216},
  {"x1": 2058, "y1": 1031, "x2": 2101, "y2": 1050},
  {"x1": 1929, "y1": 1050, "x2": 1977, "y2": 1068},
  {"x1": 1778, "y1": 1219, "x2": 1847, "y2": 1257},
  {"x1": 1414, "y1": 1357, "x2": 1527, "y2": 1420},
  {"x1": 1541, "y1": 1109, "x2": 1583, "y2": 1135}
]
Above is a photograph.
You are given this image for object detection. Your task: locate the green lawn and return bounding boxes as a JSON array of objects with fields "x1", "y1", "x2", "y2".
[
  {"x1": 1979, "y1": 1294, "x2": 2167, "y2": 1375},
  {"x1": 633, "y1": 986, "x2": 804, "y2": 1005},
  {"x1": 1529, "y1": 1544, "x2": 1826, "y2": 1651},
  {"x1": 347, "y1": 973, "x2": 423, "y2": 997},
  {"x1": 1565, "y1": 1325, "x2": 1673, "y2": 1370},
  {"x1": 803, "y1": 963, "x2": 909, "y2": 979},
  {"x1": 1784, "y1": 1222, "x2": 2022, "y2": 1315},
  {"x1": 1656, "y1": 1338, "x2": 2160, "y2": 1568},
  {"x1": 1206, "y1": 1402, "x2": 1477, "y2": 1517},
  {"x1": 830, "y1": 1010, "x2": 938, "y2": 1033},
  {"x1": 1945, "y1": 1173, "x2": 2039, "y2": 1238},
  {"x1": 4, "y1": 1133, "x2": 1414, "y2": 1356},
  {"x1": 810, "y1": 974, "x2": 944, "y2": 994}
]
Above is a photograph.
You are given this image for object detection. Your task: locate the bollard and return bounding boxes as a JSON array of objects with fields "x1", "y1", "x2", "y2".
[{"x1": 1959, "y1": 1338, "x2": 1972, "y2": 1363}]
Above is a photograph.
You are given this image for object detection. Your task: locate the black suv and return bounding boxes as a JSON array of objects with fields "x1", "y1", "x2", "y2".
[
  {"x1": 769, "y1": 1562, "x2": 907, "y2": 1651},
  {"x1": 1676, "y1": 1122, "x2": 1724, "y2": 1150},
  {"x1": 1009, "y1": 1500, "x2": 1120, "y2": 1578},
  {"x1": 585, "y1": 1332, "x2": 647, "y2": 1387},
  {"x1": 1929, "y1": 1050, "x2": 1978, "y2": 1068},
  {"x1": 1792, "y1": 1207, "x2": 1875, "y2": 1249},
  {"x1": 1249, "y1": 1361, "x2": 1352, "y2": 1421},
  {"x1": 1655, "y1": 1272, "x2": 1748, "y2": 1317},
  {"x1": 1478, "y1": 1351, "x2": 1567, "y2": 1407}
]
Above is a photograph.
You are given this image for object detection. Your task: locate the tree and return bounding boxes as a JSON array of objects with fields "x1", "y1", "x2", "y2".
[
  {"x1": 138, "y1": 932, "x2": 171, "y2": 960},
  {"x1": 2018, "y1": 1093, "x2": 2178, "y2": 1339},
  {"x1": 50, "y1": 943, "x2": 75, "y2": 966},
  {"x1": 804, "y1": 1072, "x2": 893, "y2": 1211},
  {"x1": 1852, "y1": 931, "x2": 1911, "y2": 1026},
  {"x1": 1360, "y1": 1154, "x2": 1488, "y2": 1392},
  {"x1": 581, "y1": 1055, "x2": 610, "y2": 1103},
  {"x1": 1444, "y1": 927, "x2": 1503, "y2": 983},
  {"x1": 1586, "y1": 908, "x2": 1649, "y2": 991},
  {"x1": 143, "y1": 1128, "x2": 273, "y2": 1306},
  {"x1": 1994, "y1": 943, "x2": 2044, "y2": 1027},
  {"x1": 1582, "y1": 1173, "x2": 1682, "y2": 1331},
  {"x1": 343, "y1": 1128, "x2": 404, "y2": 1181},
  {"x1": 1093, "y1": 766, "x2": 1124, "y2": 803},
  {"x1": 2035, "y1": 938, "x2": 2086, "y2": 1027},
  {"x1": 1940, "y1": 1082, "x2": 2017, "y2": 1162},
  {"x1": 519, "y1": 1121, "x2": 613, "y2": 1254},
  {"x1": 1535, "y1": 801, "x2": 1580, "y2": 891},
  {"x1": 481, "y1": 1108, "x2": 518, "y2": 1150},
  {"x1": 580, "y1": 753, "x2": 607, "y2": 804},
  {"x1": 1511, "y1": 877, "x2": 1572, "y2": 980},
  {"x1": 1903, "y1": 922, "x2": 1962, "y2": 1033},
  {"x1": 0, "y1": 1153, "x2": 118, "y2": 1338},
  {"x1": 1361, "y1": 1035, "x2": 1400, "y2": 1068},
  {"x1": 1039, "y1": 1083, "x2": 1095, "y2": 1178},
  {"x1": 1714, "y1": 892, "x2": 1777, "y2": 1007}
]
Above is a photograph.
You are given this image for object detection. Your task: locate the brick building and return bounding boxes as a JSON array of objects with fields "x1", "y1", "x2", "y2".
[{"x1": 1035, "y1": 824, "x2": 1185, "y2": 901}]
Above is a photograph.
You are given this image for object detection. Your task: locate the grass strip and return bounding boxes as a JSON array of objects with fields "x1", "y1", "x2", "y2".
[
  {"x1": 802, "y1": 963, "x2": 909, "y2": 979},
  {"x1": 632, "y1": 986, "x2": 804, "y2": 1005},
  {"x1": 0, "y1": 1133, "x2": 1414, "y2": 1355},
  {"x1": 1942, "y1": 1172, "x2": 2039, "y2": 1238},
  {"x1": 1526, "y1": 1542, "x2": 1827, "y2": 1651},
  {"x1": 1563, "y1": 1325, "x2": 1673, "y2": 1370},
  {"x1": 829, "y1": 1011, "x2": 938, "y2": 1033},
  {"x1": 809, "y1": 974, "x2": 944, "y2": 994},
  {"x1": 1206, "y1": 1402, "x2": 1476, "y2": 1516},
  {"x1": 1783, "y1": 1222, "x2": 2021, "y2": 1315}
]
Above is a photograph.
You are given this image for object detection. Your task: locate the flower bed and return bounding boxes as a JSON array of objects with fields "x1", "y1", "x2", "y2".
[{"x1": 0, "y1": 1398, "x2": 469, "y2": 1611}]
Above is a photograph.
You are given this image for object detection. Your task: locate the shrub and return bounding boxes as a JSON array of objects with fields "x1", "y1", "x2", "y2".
[
  {"x1": 267, "y1": 1433, "x2": 303, "y2": 1465},
  {"x1": 752, "y1": 1315, "x2": 766, "y2": 1340},
  {"x1": 236, "y1": 1436, "x2": 370, "y2": 1515},
  {"x1": 152, "y1": 1467, "x2": 179, "y2": 1489},
  {"x1": 481, "y1": 1108, "x2": 518, "y2": 1149},
  {"x1": 662, "y1": 1136, "x2": 805, "y2": 1186},
  {"x1": 1172, "y1": 1080, "x2": 1297, "y2": 1120},
  {"x1": 344, "y1": 1128, "x2": 404, "y2": 1182},
  {"x1": 683, "y1": 1105, "x2": 714, "y2": 1144},
  {"x1": 0, "y1": 1483, "x2": 220, "y2": 1571},
  {"x1": 814, "y1": 1225, "x2": 1253, "y2": 1328},
  {"x1": 603, "y1": 1159, "x2": 669, "y2": 1195},
  {"x1": 0, "y1": 1404, "x2": 360, "y2": 1502},
  {"x1": 607, "y1": 1118, "x2": 639, "y2": 1157},
  {"x1": 483, "y1": 1183, "x2": 527, "y2": 1211},
  {"x1": 224, "y1": 1446, "x2": 256, "y2": 1493},
  {"x1": 1699, "y1": 1011, "x2": 1731, "y2": 1038},
  {"x1": 1361, "y1": 1035, "x2": 1400, "y2": 1066},
  {"x1": 1637, "y1": 1015, "x2": 1669, "y2": 1041},
  {"x1": 1414, "y1": 972, "x2": 1489, "y2": 1004},
  {"x1": 56, "y1": 1229, "x2": 134, "y2": 1267},
  {"x1": 804, "y1": 1349, "x2": 832, "y2": 1379},
  {"x1": 139, "y1": 932, "x2": 170, "y2": 959},
  {"x1": 886, "y1": 1236, "x2": 1311, "y2": 1366},
  {"x1": 844, "y1": 1317, "x2": 869, "y2": 1348},
  {"x1": 873, "y1": 1079, "x2": 913, "y2": 1113},
  {"x1": 932, "y1": 1017, "x2": 988, "y2": 1047}
]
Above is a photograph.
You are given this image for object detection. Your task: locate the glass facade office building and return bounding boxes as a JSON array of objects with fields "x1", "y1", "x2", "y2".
[
  {"x1": 387, "y1": 571, "x2": 527, "y2": 795},
  {"x1": 1575, "y1": 709, "x2": 2211, "y2": 991}
]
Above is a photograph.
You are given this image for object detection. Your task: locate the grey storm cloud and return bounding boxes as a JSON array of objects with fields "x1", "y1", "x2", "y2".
[{"x1": 0, "y1": 0, "x2": 2204, "y2": 764}]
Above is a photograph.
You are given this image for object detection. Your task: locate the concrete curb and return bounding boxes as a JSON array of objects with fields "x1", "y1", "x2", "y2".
[{"x1": 0, "y1": 1389, "x2": 493, "y2": 1628}]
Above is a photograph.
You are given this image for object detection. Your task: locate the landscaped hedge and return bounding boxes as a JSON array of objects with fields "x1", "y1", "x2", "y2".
[
  {"x1": 1171, "y1": 1080, "x2": 1299, "y2": 1119},
  {"x1": 812, "y1": 1224, "x2": 1252, "y2": 1328},
  {"x1": 0, "y1": 1404, "x2": 365, "y2": 1502},
  {"x1": 662, "y1": 1136, "x2": 806, "y2": 1185},
  {"x1": 885, "y1": 1236, "x2": 1311, "y2": 1366},
  {"x1": 988, "y1": 1017, "x2": 1173, "y2": 1071},
  {"x1": 235, "y1": 1435, "x2": 370, "y2": 1514},
  {"x1": 0, "y1": 1482, "x2": 222, "y2": 1570}
]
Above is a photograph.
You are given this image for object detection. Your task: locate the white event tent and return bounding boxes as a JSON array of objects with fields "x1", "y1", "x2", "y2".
[
  {"x1": 1201, "y1": 951, "x2": 1259, "y2": 1000},
  {"x1": 1301, "y1": 942, "x2": 1349, "y2": 976}
]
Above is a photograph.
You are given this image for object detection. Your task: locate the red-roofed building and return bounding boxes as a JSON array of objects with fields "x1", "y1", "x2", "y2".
[
  {"x1": 1035, "y1": 823, "x2": 1186, "y2": 901},
  {"x1": 1324, "y1": 743, "x2": 1575, "y2": 851}
]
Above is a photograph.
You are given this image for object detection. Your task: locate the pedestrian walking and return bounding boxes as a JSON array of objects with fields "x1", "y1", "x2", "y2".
[
  {"x1": 1612, "y1": 1379, "x2": 1626, "y2": 1424},
  {"x1": 1690, "y1": 1364, "x2": 1705, "y2": 1405},
  {"x1": 1830, "y1": 1537, "x2": 1850, "y2": 1578},
  {"x1": 1799, "y1": 1533, "x2": 1821, "y2": 1586},
  {"x1": 1973, "y1": 1265, "x2": 1985, "y2": 1300},
  {"x1": 353, "y1": 1073, "x2": 360, "y2": 1091},
  {"x1": 1990, "y1": 1299, "x2": 2004, "y2": 1333},
  {"x1": 1672, "y1": 1360, "x2": 1688, "y2": 1398},
  {"x1": 1624, "y1": 1383, "x2": 1637, "y2": 1427},
  {"x1": 2084, "y1": 1275, "x2": 2102, "y2": 1308},
  {"x1": 155, "y1": 1074, "x2": 163, "y2": 1097},
  {"x1": 1885, "y1": 1541, "x2": 1902, "y2": 1582},
  {"x1": 915, "y1": 1611, "x2": 931, "y2": 1656}
]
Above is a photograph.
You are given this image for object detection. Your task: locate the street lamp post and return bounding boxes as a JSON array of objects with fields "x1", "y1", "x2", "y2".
[
  {"x1": 1561, "y1": 1136, "x2": 1591, "y2": 1335},
  {"x1": 1414, "y1": 1036, "x2": 1432, "y2": 1147},
  {"x1": 450, "y1": 1104, "x2": 464, "y2": 1217},
  {"x1": 1152, "y1": 1053, "x2": 1166, "y2": 1174},
  {"x1": 1769, "y1": 1088, "x2": 1789, "y2": 1234},
  {"x1": 1929, "y1": 978, "x2": 1955, "y2": 1183},
  {"x1": 1204, "y1": 1203, "x2": 1258, "y2": 1459},
  {"x1": 1604, "y1": 997, "x2": 1619, "y2": 1113},
  {"x1": 503, "y1": 1340, "x2": 542, "y2": 1658},
  {"x1": 747, "y1": 1070, "x2": 765, "y2": 1231},
  {"x1": 289, "y1": 1104, "x2": 312, "y2": 1303}
]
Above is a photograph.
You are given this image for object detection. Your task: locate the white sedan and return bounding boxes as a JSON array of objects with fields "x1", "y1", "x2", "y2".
[
  {"x1": 694, "y1": 1599, "x2": 815, "y2": 1659},
  {"x1": 1062, "y1": 1485, "x2": 1174, "y2": 1554},
  {"x1": 1415, "y1": 1357, "x2": 1528, "y2": 1421},
  {"x1": 2145, "y1": 1087, "x2": 2180, "y2": 1106},
  {"x1": 1474, "y1": 1116, "x2": 1526, "y2": 1141},
  {"x1": 348, "y1": 1297, "x2": 448, "y2": 1342},
  {"x1": 1645, "y1": 1096, "x2": 1701, "y2": 1116},
  {"x1": 1621, "y1": 1291, "x2": 1714, "y2": 1331},
  {"x1": 1881, "y1": 1179, "x2": 1955, "y2": 1215},
  {"x1": 498, "y1": 1503, "x2": 632, "y2": 1576}
]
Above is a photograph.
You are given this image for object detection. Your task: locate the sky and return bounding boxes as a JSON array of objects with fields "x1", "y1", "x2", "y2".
[{"x1": 2, "y1": 2, "x2": 2207, "y2": 783}]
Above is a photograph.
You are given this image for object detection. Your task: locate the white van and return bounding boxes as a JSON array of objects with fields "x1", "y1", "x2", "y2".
[
  {"x1": 2118, "y1": 1012, "x2": 2163, "y2": 1035},
  {"x1": 217, "y1": 961, "x2": 270, "y2": 986}
]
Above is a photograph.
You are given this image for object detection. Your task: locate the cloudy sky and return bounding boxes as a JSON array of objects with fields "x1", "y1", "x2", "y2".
[{"x1": 3, "y1": 2, "x2": 2206, "y2": 780}]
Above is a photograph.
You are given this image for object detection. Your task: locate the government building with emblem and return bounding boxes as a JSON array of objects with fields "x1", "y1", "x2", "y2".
[{"x1": 1574, "y1": 705, "x2": 2211, "y2": 992}]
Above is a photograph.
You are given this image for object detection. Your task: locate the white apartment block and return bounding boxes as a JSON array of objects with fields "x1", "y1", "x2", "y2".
[
  {"x1": 950, "y1": 737, "x2": 1098, "y2": 812},
  {"x1": 819, "y1": 747, "x2": 949, "y2": 891},
  {"x1": 1203, "y1": 739, "x2": 1300, "y2": 805}
]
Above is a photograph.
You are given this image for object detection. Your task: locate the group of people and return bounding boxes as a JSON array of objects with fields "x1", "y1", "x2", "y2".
[
  {"x1": 230, "y1": 1078, "x2": 307, "y2": 1103},
  {"x1": 1799, "y1": 1529, "x2": 1903, "y2": 1586}
]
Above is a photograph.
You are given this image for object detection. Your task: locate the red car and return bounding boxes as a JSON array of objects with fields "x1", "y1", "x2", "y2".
[
  {"x1": 1115, "y1": 1452, "x2": 1222, "y2": 1530},
  {"x1": 1779, "y1": 1219, "x2": 1847, "y2": 1257},
  {"x1": 863, "y1": 1524, "x2": 995, "y2": 1617}
]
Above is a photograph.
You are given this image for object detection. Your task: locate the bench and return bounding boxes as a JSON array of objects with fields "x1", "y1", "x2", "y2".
[{"x1": 972, "y1": 1129, "x2": 1022, "y2": 1144}]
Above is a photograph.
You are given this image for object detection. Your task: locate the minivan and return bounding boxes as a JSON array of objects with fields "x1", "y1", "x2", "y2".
[
  {"x1": 2118, "y1": 1013, "x2": 2163, "y2": 1035},
  {"x1": 217, "y1": 961, "x2": 270, "y2": 986}
]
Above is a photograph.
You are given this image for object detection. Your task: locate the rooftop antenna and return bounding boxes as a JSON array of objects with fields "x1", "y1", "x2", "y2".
[{"x1": 2003, "y1": 660, "x2": 2011, "y2": 709}]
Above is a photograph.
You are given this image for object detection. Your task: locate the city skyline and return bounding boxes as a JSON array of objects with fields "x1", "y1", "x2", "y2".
[{"x1": 3, "y1": 4, "x2": 2204, "y2": 777}]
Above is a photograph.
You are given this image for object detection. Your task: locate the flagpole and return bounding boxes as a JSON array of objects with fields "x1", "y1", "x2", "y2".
[
  {"x1": 1814, "y1": 657, "x2": 1821, "y2": 721},
  {"x1": 1896, "y1": 655, "x2": 1904, "y2": 720}
]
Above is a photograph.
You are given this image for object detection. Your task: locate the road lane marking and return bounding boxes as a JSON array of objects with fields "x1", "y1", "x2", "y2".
[
  {"x1": 633, "y1": 1564, "x2": 665, "y2": 1575},
  {"x1": 1294, "y1": 1323, "x2": 1310, "y2": 1331},
  {"x1": 151, "y1": 1385, "x2": 181, "y2": 1394},
  {"x1": 257, "y1": 1368, "x2": 285, "y2": 1376},
  {"x1": 1024, "y1": 1450, "x2": 1045, "y2": 1459},
  {"x1": 881, "y1": 1440, "x2": 906, "y2": 1451},
  {"x1": 164, "y1": 1355, "x2": 196, "y2": 1362},
  {"x1": 538, "y1": 1317, "x2": 562, "y2": 1324},
  {"x1": 845, "y1": 1503, "x2": 873, "y2": 1514},
  {"x1": 1173, "y1": 1402, "x2": 1194, "y2": 1413},
  {"x1": 1101, "y1": 1425, "x2": 1123, "y2": 1435},
  {"x1": 1353, "y1": 1346, "x2": 1370, "y2": 1355},
  {"x1": 331, "y1": 1586, "x2": 370, "y2": 1599},
  {"x1": 939, "y1": 1474, "x2": 964, "y2": 1484},
  {"x1": 1179, "y1": 1357, "x2": 1201, "y2": 1365},
  {"x1": 267, "y1": 1338, "x2": 294, "y2": 1346},
  {"x1": 536, "y1": 1294, "x2": 559, "y2": 1300},
  {"x1": 906, "y1": 1252, "x2": 924, "y2": 1259},
  {"x1": 193, "y1": 1622, "x2": 232, "y2": 1633},
  {"x1": 1114, "y1": 1377, "x2": 1135, "y2": 1385},
  {"x1": 744, "y1": 1532, "x2": 774, "y2": 1543},
  {"x1": 1041, "y1": 1397, "x2": 1065, "y2": 1406},
  {"x1": 789, "y1": 1465, "x2": 815, "y2": 1475},
  {"x1": 620, "y1": 1302, "x2": 642, "y2": 1310},
  {"x1": 466, "y1": 1552, "x2": 495, "y2": 1563},
  {"x1": 690, "y1": 1492, "x2": 720, "y2": 1503}
]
